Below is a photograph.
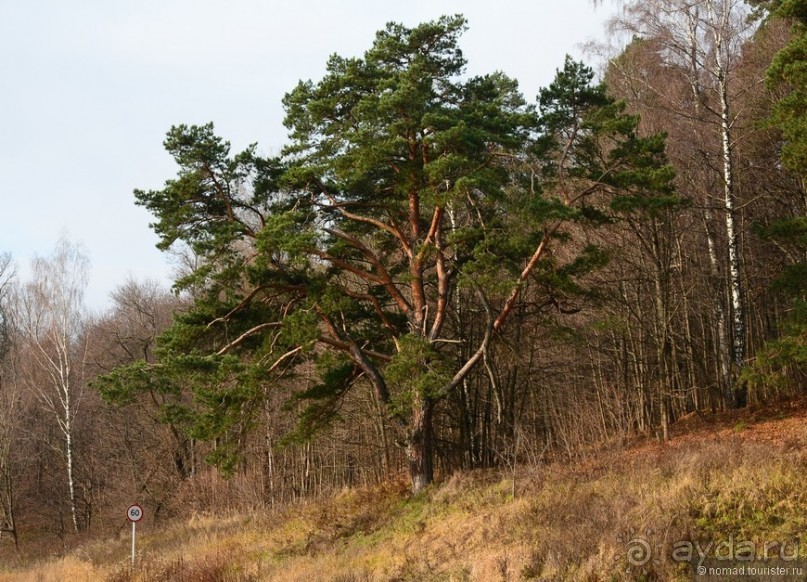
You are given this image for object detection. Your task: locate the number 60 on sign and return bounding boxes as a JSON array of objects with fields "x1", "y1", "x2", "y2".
[{"x1": 127, "y1": 504, "x2": 143, "y2": 522}]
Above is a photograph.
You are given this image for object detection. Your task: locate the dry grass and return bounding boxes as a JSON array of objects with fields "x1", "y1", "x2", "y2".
[
  {"x1": 2, "y1": 403, "x2": 806, "y2": 581},
  {"x1": 0, "y1": 556, "x2": 108, "y2": 582}
]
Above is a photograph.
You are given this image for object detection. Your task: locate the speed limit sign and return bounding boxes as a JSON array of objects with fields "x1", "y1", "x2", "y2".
[
  {"x1": 126, "y1": 504, "x2": 144, "y2": 522},
  {"x1": 127, "y1": 504, "x2": 144, "y2": 568}
]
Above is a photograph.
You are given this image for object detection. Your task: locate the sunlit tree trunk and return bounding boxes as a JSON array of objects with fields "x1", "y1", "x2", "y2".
[{"x1": 406, "y1": 395, "x2": 434, "y2": 492}]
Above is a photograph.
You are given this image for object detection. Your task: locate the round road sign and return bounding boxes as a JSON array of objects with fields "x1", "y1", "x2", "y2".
[{"x1": 126, "y1": 504, "x2": 144, "y2": 522}]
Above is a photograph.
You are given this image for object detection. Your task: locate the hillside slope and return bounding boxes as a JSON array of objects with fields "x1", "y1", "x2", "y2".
[{"x1": 2, "y1": 399, "x2": 806, "y2": 581}]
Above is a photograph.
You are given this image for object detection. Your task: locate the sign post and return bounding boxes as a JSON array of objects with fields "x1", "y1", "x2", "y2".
[{"x1": 126, "y1": 504, "x2": 144, "y2": 569}]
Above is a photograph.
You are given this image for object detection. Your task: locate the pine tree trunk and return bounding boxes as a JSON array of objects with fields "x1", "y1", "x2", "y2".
[{"x1": 406, "y1": 394, "x2": 434, "y2": 493}]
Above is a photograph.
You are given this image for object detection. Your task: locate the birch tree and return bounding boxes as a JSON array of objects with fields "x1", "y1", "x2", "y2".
[
  {"x1": 15, "y1": 238, "x2": 89, "y2": 533},
  {"x1": 607, "y1": 0, "x2": 759, "y2": 406}
]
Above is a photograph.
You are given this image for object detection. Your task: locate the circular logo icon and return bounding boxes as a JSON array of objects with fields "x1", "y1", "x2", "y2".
[
  {"x1": 627, "y1": 538, "x2": 652, "y2": 566},
  {"x1": 126, "y1": 504, "x2": 144, "y2": 522}
]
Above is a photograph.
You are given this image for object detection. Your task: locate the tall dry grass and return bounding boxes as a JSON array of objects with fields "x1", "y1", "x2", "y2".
[{"x1": 1, "y1": 415, "x2": 805, "y2": 581}]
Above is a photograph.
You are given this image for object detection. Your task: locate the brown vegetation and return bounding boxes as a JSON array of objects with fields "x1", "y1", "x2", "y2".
[{"x1": 1, "y1": 397, "x2": 805, "y2": 581}]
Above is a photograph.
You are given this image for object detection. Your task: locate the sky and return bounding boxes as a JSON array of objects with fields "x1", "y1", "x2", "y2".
[{"x1": 0, "y1": 0, "x2": 616, "y2": 312}]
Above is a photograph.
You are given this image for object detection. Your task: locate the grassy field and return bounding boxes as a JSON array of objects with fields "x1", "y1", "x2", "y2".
[{"x1": 1, "y1": 400, "x2": 806, "y2": 581}]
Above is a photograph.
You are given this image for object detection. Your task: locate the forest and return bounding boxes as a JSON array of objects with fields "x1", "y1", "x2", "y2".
[{"x1": 0, "y1": 0, "x2": 805, "y2": 568}]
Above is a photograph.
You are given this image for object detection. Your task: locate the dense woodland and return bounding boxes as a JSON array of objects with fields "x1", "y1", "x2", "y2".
[{"x1": 0, "y1": 0, "x2": 805, "y2": 550}]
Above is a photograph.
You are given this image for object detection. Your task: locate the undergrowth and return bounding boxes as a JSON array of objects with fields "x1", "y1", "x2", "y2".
[{"x1": 1, "y1": 414, "x2": 805, "y2": 581}]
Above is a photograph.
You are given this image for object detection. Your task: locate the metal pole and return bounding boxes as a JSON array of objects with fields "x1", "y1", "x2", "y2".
[{"x1": 131, "y1": 520, "x2": 136, "y2": 569}]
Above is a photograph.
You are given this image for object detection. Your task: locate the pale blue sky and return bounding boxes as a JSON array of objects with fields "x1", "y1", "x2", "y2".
[{"x1": 0, "y1": 0, "x2": 615, "y2": 310}]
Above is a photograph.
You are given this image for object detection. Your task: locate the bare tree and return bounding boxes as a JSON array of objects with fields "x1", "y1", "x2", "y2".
[
  {"x1": 605, "y1": 0, "x2": 759, "y2": 406},
  {"x1": 0, "y1": 253, "x2": 19, "y2": 547},
  {"x1": 97, "y1": 277, "x2": 178, "y2": 367},
  {"x1": 14, "y1": 238, "x2": 89, "y2": 533}
]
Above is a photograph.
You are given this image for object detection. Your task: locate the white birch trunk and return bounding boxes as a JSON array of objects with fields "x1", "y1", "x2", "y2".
[
  {"x1": 15, "y1": 238, "x2": 88, "y2": 533},
  {"x1": 710, "y1": 0, "x2": 746, "y2": 392},
  {"x1": 717, "y1": 72, "x2": 745, "y2": 369},
  {"x1": 63, "y1": 406, "x2": 79, "y2": 534},
  {"x1": 612, "y1": 0, "x2": 753, "y2": 405}
]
